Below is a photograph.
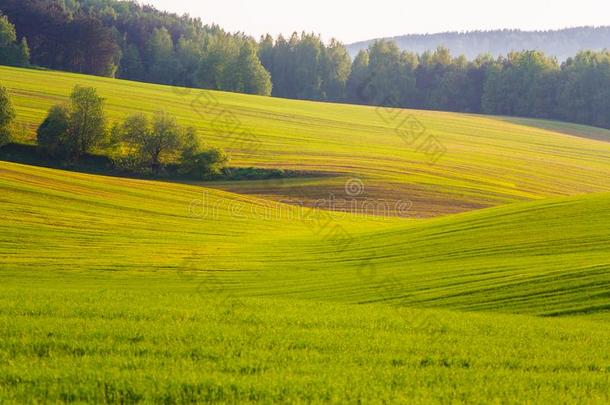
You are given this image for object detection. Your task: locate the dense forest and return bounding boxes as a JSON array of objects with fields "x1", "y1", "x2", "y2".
[
  {"x1": 0, "y1": 0, "x2": 272, "y2": 93},
  {"x1": 1, "y1": 0, "x2": 610, "y2": 129},
  {"x1": 348, "y1": 28, "x2": 610, "y2": 61}
]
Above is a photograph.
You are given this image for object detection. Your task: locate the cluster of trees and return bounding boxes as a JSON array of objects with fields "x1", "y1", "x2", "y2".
[
  {"x1": 0, "y1": 12, "x2": 29, "y2": 67},
  {"x1": 347, "y1": 42, "x2": 491, "y2": 111},
  {"x1": 256, "y1": 35, "x2": 610, "y2": 129},
  {"x1": 111, "y1": 110, "x2": 228, "y2": 177},
  {"x1": 37, "y1": 85, "x2": 228, "y2": 177},
  {"x1": 258, "y1": 33, "x2": 351, "y2": 101},
  {"x1": 1, "y1": 1, "x2": 116, "y2": 75},
  {"x1": 0, "y1": 83, "x2": 228, "y2": 177}
]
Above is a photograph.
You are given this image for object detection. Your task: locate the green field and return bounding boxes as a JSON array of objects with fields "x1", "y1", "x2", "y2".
[
  {"x1": 2, "y1": 288, "x2": 610, "y2": 403},
  {"x1": 1, "y1": 66, "x2": 610, "y2": 403}
]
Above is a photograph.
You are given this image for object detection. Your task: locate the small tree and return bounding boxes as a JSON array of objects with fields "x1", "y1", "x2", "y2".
[
  {"x1": 117, "y1": 111, "x2": 229, "y2": 177},
  {"x1": 36, "y1": 86, "x2": 108, "y2": 160},
  {"x1": 179, "y1": 147, "x2": 229, "y2": 179},
  {"x1": 68, "y1": 86, "x2": 107, "y2": 158},
  {"x1": 179, "y1": 128, "x2": 229, "y2": 179},
  {"x1": 17, "y1": 38, "x2": 30, "y2": 67},
  {"x1": 0, "y1": 84, "x2": 15, "y2": 146},
  {"x1": 119, "y1": 111, "x2": 184, "y2": 174}
]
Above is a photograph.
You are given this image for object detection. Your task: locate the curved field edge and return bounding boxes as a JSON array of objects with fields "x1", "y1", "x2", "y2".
[
  {"x1": 2, "y1": 66, "x2": 610, "y2": 217},
  {"x1": 1, "y1": 161, "x2": 608, "y2": 318}
]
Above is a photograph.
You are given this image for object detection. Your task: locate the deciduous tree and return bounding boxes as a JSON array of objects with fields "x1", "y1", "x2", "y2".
[
  {"x1": 119, "y1": 112, "x2": 184, "y2": 174},
  {"x1": 36, "y1": 86, "x2": 107, "y2": 160}
]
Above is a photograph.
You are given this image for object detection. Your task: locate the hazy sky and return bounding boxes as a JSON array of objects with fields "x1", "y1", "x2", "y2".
[{"x1": 148, "y1": 0, "x2": 608, "y2": 43}]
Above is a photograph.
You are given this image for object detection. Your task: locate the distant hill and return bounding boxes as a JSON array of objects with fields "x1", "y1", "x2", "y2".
[{"x1": 347, "y1": 27, "x2": 610, "y2": 60}]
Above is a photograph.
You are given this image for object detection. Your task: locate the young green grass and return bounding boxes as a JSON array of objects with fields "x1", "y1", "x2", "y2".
[
  {"x1": 1, "y1": 286, "x2": 609, "y2": 404},
  {"x1": 2, "y1": 65, "x2": 610, "y2": 217}
]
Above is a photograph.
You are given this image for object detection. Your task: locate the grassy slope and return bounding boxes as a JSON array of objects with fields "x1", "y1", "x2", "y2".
[
  {"x1": 1, "y1": 162, "x2": 609, "y2": 402},
  {"x1": 2, "y1": 161, "x2": 608, "y2": 318},
  {"x1": 3, "y1": 66, "x2": 610, "y2": 217}
]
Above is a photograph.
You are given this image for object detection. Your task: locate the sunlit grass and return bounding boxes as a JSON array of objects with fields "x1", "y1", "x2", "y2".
[{"x1": 2, "y1": 161, "x2": 608, "y2": 317}]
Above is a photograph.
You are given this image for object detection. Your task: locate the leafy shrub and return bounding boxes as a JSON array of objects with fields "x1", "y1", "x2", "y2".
[{"x1": 179, "y1": 147, "x2": 229, "y2": 180}]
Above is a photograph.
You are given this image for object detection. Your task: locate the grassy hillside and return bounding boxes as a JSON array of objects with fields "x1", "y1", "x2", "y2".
[
  {"x1": 1, "y1": 161, "x2": 609, "y2": 402},
  {"x1": 2, "y1": 66, "x2": 610, "y2": 403},
  {"x1": 3, "y1": 66, "x2": 610, "y2": 217},
  {"x1": 2, "y1": 161, "x2": 608, "y2": 318}
]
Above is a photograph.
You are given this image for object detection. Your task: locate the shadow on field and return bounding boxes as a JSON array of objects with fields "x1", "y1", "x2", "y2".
[
  {"x1": 0, "y1": 143, "x2": 116, "y2": 175},
  {"x1": 0, "y1": 142, "x2": 319, "y2": 183},
  {"x1": 497, "y1": 117, "x2": 610, "y2": 143}
]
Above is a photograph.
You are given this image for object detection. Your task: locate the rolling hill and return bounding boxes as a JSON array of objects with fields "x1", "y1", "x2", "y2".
[
  {"x1": 1, "y1": 65, "x2": 610, "y2": 403},
  {"x1": 1, "y1": 159, "x2": 609, "y2": 402},
  {"x1": 1, "y1": 160, "x2": 608, "y2": 317}
]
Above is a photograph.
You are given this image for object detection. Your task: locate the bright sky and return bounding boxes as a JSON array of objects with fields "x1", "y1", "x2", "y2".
[{"x1": 148, "y1": 0, "x2": 609, "y2": 44}]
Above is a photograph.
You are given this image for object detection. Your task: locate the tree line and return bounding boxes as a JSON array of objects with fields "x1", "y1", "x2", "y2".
[
  {"x1": 2, "y1": 1, "x2": 610, "y2": 129},
  {"x1": 261, "y1": 37, "x2": 610, "y2": 129},
  {"x1": 0, "y1": 83, "x2": 228, "y2": 178},
  {"x1": 347, "y1": 42, "x2": 610, "y2": 129}
]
